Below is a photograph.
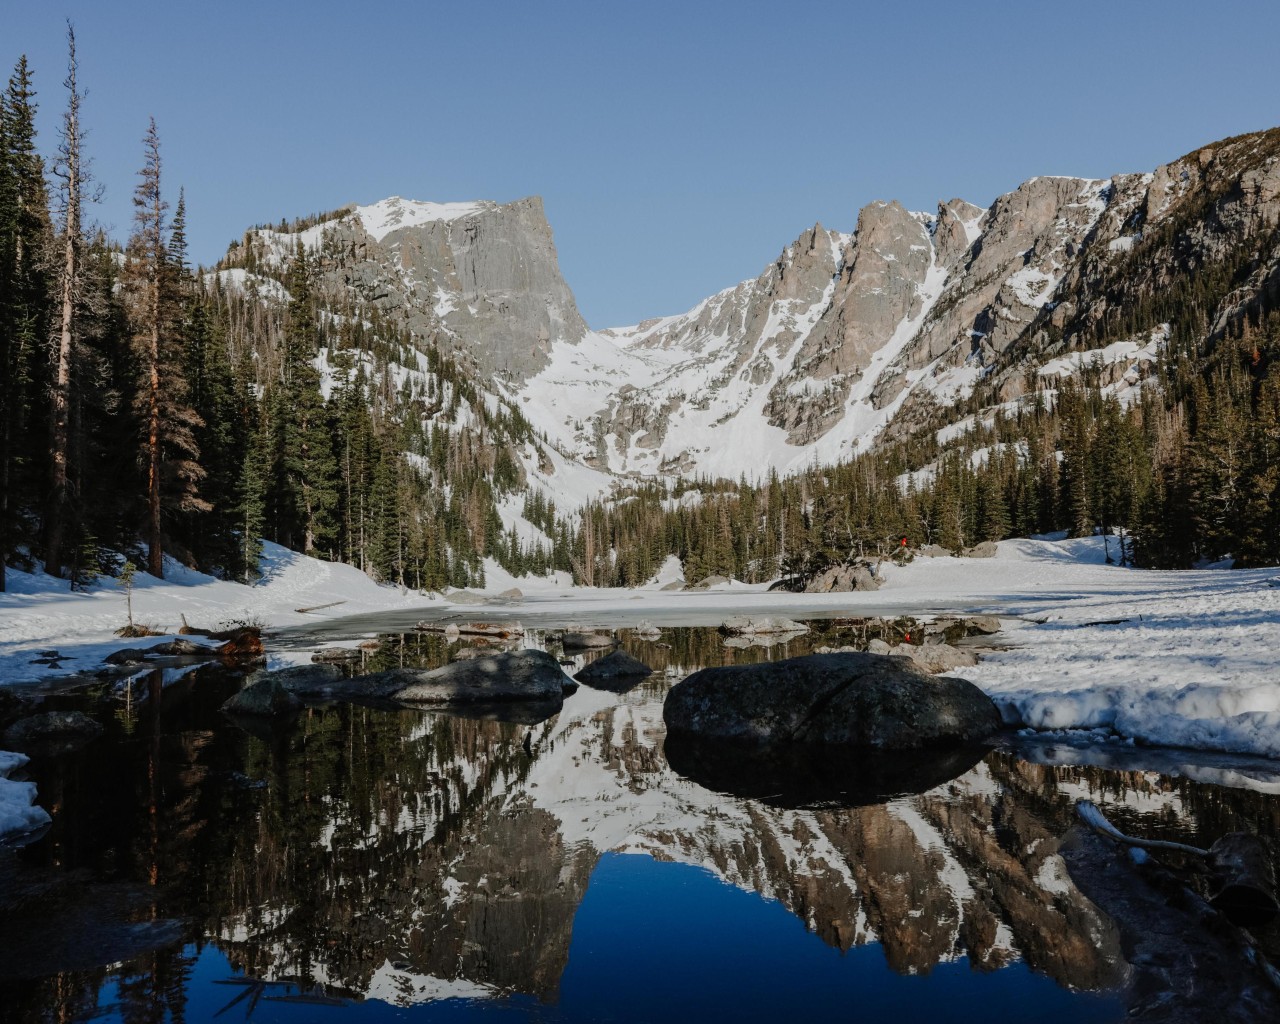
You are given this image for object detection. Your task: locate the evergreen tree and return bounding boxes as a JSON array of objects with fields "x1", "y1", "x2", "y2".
[
  {"x1": 0, "y1": 55, "x2": 52, "y2": 587},
  {"x1": 124, "y1": 118, "x2": 206, "y2": 577}
]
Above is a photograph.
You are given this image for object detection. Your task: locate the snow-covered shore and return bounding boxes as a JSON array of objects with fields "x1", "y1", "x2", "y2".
[{"x1": 4, "y1": 536, "x2": 1280, "y2": 760}]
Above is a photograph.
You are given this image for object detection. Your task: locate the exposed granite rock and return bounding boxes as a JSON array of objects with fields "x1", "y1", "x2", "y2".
[
  {"x1": 379, "y1": 649, "x2": 572, "y2": 705},
  {"x1": 802, "y1": 563, "x2": 880, "y2": 593}
]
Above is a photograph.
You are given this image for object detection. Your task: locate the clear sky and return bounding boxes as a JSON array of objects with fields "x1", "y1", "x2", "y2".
[{"x1": 5, "y1": 1, "x2": 1280, "y2": 328}]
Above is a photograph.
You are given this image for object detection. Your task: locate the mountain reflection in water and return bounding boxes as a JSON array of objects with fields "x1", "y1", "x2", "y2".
[{"x1": 5, "y1": 624, "x2": 1278, "y2": 1022}]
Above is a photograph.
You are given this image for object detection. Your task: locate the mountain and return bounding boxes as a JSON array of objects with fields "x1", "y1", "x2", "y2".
[{"x1": 215, "y1": 127, "x2": 1280, "y2": 502}]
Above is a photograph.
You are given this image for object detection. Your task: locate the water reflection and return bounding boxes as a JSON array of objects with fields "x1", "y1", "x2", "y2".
[{"x1": 4, "y1": 625, "x2": 1279, "y2": 1021}]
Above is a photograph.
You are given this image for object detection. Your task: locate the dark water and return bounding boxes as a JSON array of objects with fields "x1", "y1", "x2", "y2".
[{"x1": 3, "y1": 623, "x2": 1279, "y2": 1023}]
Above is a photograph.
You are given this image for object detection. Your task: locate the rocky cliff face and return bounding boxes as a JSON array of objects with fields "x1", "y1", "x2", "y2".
[
  {"x1": 223, "y1": 126, "x2": 1280, "y2": 495},
  {"x1": 245, "y1": 195, "x2": 586, "y2": 380}
]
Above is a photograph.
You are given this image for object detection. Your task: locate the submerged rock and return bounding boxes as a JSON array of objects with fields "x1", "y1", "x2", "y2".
[
  {"x1": 3, "y1": 711, "x2": 104, "y2": 753},
  {"x1": 221, "y1": 677, "x2": 303, "y2": 717},
  {"x1": 574, "y1": 650, "x2": 654, "y2": 692},
  {"x1": 663, "y1": 652, "x2": 1000, "y2": 749},
  {"x1": 633, "y1": 621, "x2": 662, "y2": 639}
]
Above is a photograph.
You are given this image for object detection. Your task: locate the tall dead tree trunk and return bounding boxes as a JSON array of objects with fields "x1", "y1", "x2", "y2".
[{"x1": 44, "y1": 24, "x2": 81, "y2": 578}]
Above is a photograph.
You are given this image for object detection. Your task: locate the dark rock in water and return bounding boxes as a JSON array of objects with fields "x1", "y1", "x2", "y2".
[
  {"x1": 149, "y1": 638, "x2": 217, "y2": 657},
  {"x1": 560, "y1": 631, "x2": 616, "y2": 651},
  {"x1": 663, "y1": 652, "x2": 1000, "y2": 749},
  {"x1": 1206, "y1": 832, "x2": 1279, "y2": 928},
  {"x1": 574, "y1": 650, "x2": 653, "y2": 692},
  {"x1": 373, "y1": 649, "x2": 572, "y2": 705},
  {"x1": 1061, "y1": 826, "x2": 1280, "y2": 1023},
  {"x1": 221, "y1": 677, "x2": 303, "y2": 717},
  {"x1": 4, "y1": 711, "x2": 103, "y2": 752},
  {"x1": 663, "y1": 733, "x2": 989, "y2": 809},
  {"x1": 105, "y1": 647, "x2": 150, "y2": 665}
]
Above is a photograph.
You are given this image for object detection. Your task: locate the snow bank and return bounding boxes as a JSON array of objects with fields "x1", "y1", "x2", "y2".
[
  {"x1": 0, "y1": 542, "x2": 439, "y2": 684},
  {"x1": 0, "y1": 750, "x2": 50, "y2": 839}
]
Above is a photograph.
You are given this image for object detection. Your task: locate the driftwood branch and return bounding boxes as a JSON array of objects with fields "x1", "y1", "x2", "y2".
[{"x1": 1076, "y1": 800, "x2": 1209, "y2": 857}]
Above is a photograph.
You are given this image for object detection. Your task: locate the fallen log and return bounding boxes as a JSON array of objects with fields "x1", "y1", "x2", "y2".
[{"x1": 296, "y1": 601, "x2": 347, "y2": 614}]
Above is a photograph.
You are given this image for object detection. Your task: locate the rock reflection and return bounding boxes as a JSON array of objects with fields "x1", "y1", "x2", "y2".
[
  {"x1": 662, "y1": 733, "x2": 990, "y2": 808},
  {"x1": 6, "y1": 627, "x2": 1280, "y2": 1019}
]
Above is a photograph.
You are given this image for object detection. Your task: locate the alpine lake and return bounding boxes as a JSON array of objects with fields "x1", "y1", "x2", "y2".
[{"x1": 3, "y1": 612, "x2": 1280, "y2": 1023}]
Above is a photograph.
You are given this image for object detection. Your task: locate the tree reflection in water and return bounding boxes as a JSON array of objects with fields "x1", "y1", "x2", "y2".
[{"x1": 2, "y1": 625, "x2": 1278, "y2": 1022}]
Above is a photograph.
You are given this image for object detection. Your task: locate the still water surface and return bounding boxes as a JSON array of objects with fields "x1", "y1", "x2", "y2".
[{"x1": 4, "y1": 622, "x2": 1279, "y2": 1022}]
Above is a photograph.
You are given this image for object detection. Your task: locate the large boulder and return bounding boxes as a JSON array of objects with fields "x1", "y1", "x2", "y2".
[
  {"x1": 574, "y1": 650, "x2": 653, "y2": 692},
  {"x1": 375, "y1": 649, "x2": 573, "y2": 705},
  {"x1": 663, "y1": 652, "x2": 1000, "y2": 749},
  {"x1": 802, "y1": 562, "x2": 881, "y2": 593},
  {"x1": 445, "y1": 589, "x2": 489, "y2": 606}
]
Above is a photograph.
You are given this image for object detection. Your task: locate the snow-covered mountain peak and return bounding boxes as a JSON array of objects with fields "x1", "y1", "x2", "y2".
[{"x1": 354, "y1": 196, "x2": 492, "y2": 241}]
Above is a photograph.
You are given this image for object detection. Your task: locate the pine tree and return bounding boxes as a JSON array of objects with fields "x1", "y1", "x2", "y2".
[
  {"x1": 124, "y1": 118, "x2": 206, "y2": 577},
  {"x1": 0, "y1": 55, "x2": 52, "y2": 588},
  {"x1": 269, "y1": 250, "x2": 338, "y2": 556}
]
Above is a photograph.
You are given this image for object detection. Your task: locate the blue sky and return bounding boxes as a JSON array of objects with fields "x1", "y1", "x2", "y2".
[{"x1": 6, "y1": 1, "x2": 1280, "y2": 327}]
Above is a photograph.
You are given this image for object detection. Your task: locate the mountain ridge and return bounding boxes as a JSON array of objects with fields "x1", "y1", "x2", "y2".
[{"x1": 216, "y1": 125, "x2": 1280, "y2": 496}]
